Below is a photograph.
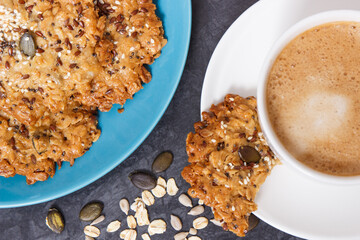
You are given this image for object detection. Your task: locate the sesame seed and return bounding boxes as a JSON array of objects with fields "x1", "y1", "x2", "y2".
[
  {"x1": 231, "y1": 206, "x2": 235, "y2": 211},
  {"x1": 211, "y1": 139, "x2": 216, "y2": 143}
]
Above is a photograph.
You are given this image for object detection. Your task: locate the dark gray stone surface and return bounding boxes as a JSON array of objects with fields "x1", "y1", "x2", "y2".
[{"x1": 0, "y1": 1, "x2": 304, "y2": 239}]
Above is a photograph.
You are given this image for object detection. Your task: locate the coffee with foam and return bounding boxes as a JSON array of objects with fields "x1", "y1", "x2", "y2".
[{"x1": 266, "y1": 22, "x2": 360, "y2": 176}]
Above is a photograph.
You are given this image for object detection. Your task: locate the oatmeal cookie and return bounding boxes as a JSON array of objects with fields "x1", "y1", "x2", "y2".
[
  {"x1": 0, "y1": 103, "x2": 100, "y2": 184},
  {"x1": 182, "y1": 94, "x2": 279, "y2": 237}
]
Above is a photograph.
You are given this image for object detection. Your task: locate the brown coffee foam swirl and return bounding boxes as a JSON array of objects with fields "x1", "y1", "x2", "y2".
[{"x1": 267, "y1": 22, "x2": 360, "y2": 176}]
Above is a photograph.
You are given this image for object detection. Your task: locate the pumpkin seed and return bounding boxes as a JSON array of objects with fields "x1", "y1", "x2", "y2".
[
  {"x1": 20, "y1": 32, "x2": 36, "y2": 57},
  {"x1": 248, "y1": 213, "x2": 260, "y2": 231},
  {"x1": 238, "y1": 146, "x2": 261, "y2": 163},
  {"x1": 84, "y1": 225, "x2": 100, "y2": 238},
  {"x1": 174, "y1": 232, "x2": 188, "y2": 240},
  {"x1": 107, "y1": 220, "x2": 121, "y2": 232},
  {"x1": 178, "y1": 194, "x2": 192, "y2": 207},
  {"x1": 166, "y1": 178, "x2": 179, "y2": 196},
  {"x1": 152, "y1": 151, "x2": 173, "y2": 173},
  {"x1": 79, "y1": 202, "x2": 103, "y2": 222},
  {"x1": 129, "y1": 171, "x2": 157, "y2": 190},
  {"x1": 193, "y1": 217, "x2": 208, "y2": 230},
  {"x1": 170, "y1": 214, "x2": 182, "y2": 231},
  {"x1": 45, "y1": 208, "x2": 64, "y2": 234},
  {"x1": 188, "y1": 205, "x2": 204, "y2": 216},
  {"x1": 120, "y1": 198, "x2": 130, "y2": 215}
]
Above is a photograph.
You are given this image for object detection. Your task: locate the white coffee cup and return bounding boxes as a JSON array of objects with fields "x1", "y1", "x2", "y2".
[{"x1": 257, "y1": 10, "x2": 360, "y2": 185}]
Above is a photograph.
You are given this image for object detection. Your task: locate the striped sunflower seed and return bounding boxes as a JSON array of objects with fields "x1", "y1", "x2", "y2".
[
  {"x1": 178, "y1": 194, "x2": 192, "y2": 207},
  {"x1": 170, "y1": 214, "x2": 182, "y2": 231},
  {"x1": 106, "y1": 220, "x2": 121, "y2": 232},
  {"x1": 84, "y1": 225, "x2": 100, "y2": 238},
  {"x1": 166, "y1": 178, "x2": 179, "y2": 196},
  {"x1": 120, "y1": 198, "x2": 130, "y2": 215},
  {"x1": 193, "y1": 217, "x2": 208, "y2": 230},
  {"x1": 188, "y1": 205, "x2": 204, "y2": 216},
  {"x1": 142, "y1": 190, "x2": 155, "y2": 206}
]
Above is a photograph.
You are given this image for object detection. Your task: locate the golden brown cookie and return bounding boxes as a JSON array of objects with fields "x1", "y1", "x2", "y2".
[{"x1": 182, "y1": 94, "x2": 279, "y2": 236}]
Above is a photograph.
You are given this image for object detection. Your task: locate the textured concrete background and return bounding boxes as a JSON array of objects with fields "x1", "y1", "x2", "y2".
[{"x1": 0, "y1": 1, "x2": 304, "y2": 239}]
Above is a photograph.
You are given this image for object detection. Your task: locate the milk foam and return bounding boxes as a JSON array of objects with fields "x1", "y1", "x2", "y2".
[{"x1": 266, "y1": 22, "x2": 360, "y2": 176}]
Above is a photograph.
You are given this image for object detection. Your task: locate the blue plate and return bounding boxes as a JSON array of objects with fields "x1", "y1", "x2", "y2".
[{"x1": 0, "y1": 0, "x2": 192, "y2": 208}]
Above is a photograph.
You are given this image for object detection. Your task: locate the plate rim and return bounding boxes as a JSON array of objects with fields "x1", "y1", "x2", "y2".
[{"x1": 0, "y1": 0, "x2": 192, "y2": 209}]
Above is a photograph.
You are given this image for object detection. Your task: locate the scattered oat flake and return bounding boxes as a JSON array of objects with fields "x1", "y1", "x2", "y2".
[
  {"x1": 166, "y1": 178, "x2": 179, "y2": 196},
  {"x1": 170, "y1": 214, "x2": 182, "y2": 231},
  {"x1": 178, "y1": 194, "x2": 192, "y2": 207},
  {"x1": 125, "y1": 229, "x2": 137, "y2": 240},
  {"x1": 189, "y1": 227, "x2": 197, "y2": 235},
  {"x1": 174, "y1": 232, "x2": 188, "y2": 240},
  {"x1": 157, "y1": 176, "x2": 167, "y2": 188},
  {"x1": 84, "y1": 225, "x2": 100, "y2": 238},
  {"x1": 120, "y1": 198, "x2": 130, "y2": 215},
  {"x1": 135, "y1": 207, "x2": 150, "y2": 226},
  {"x1": 151, "y1": 185, "x2": 166, "y2": 198},
  {"x1": 120, "y1": 229, "x2": 130, "y2": 239},
  {"x1": 127, "y1": 215, "x2": 137, "y2": 229},
  {"x1": 90, "y1": 215, "x2": 105, "y2": 225},
  {"x1": 142, "y1": 190, "x2": 155, "y2": 206},
  {"x1": 188, "y1": 236, "x2": 202, "y2": 240},
  {"x1": 148, "y1": 219, "x2": 166, "y2": 235},
  {"x1": 141, "y1": 233, "x2": 151, "y2": 240},
  {"x1": 193, "y1": 217, "x2": 208, "y2": 230},
  {"x1": 131, "y1": 197, "x2": 145, "y2": 212},
  {"x1": 85, "y1": 236, "x2": 95, "y2": 240},
  {"x1": 106, "y1": 220, "x2": 121, "y2": 232}
]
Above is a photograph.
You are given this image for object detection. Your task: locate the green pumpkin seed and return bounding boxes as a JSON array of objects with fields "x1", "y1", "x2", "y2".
[
  {"x1": 46, "y1": 208, "x2": 64, "y2": 234},
  {"x1": 79, "y1": 202, "x2": 103, "y2": 222},
  {"x1": 238, "y1": 146, "x2": 261, "y2": 163},
  {"x1": 20, "y1": 32, "x2": 36, "y2": 57},
  {"x1": 152, "y1": 151, "x2": 173, "y2": 173},
  {"x1": 248, "y1": 213, "x2": 259, "y2": 231},
  {"x1": 129, "y1": 171, "x2": 156, "y2": 190}
]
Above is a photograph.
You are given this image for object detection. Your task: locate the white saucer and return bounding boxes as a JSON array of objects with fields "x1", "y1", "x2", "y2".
[{"x1": 201, "y1": 0, "x2": 360, "y2": 239}]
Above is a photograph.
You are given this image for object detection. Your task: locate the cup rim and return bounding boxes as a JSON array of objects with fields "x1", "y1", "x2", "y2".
[{"x1": 257, "y1": 9, "x2": 360, "y2": 185}]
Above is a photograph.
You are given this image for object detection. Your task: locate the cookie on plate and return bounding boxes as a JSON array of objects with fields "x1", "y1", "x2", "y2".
[{"x1": 182, "y1": 94, "x2": 279, "y2": 236}]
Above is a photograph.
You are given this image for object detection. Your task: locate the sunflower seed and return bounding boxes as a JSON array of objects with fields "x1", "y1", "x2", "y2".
[
  {"x1": 120, "y1": 198, "x2": 130, "y2": 215},
  {"x1": 188, "y1": 205, "x2": 204, "y2": 216},
  {"x1": 148, "y1": 219, "x2": 166, "y2": 235},
  {"x1": 167, "y1": 178, "x2": 179, "y2": 196},
  {"x1": 188, "y1": 236, "x2": 202, "y2": 240},
  {"x1": 84, "y1": 225, "x2": 100, "y2": 238},
  {"x1": 127, "y1": 215, "x2": 137, "y2": 229},
  {"x1": 248, "y1": 214, "x2": 260, "y2": 231},
  {"x1": 129, "y1": 171, "x2": 157, "y2": 190},
  {"x1": 170, "y1": 214, "x2": 182, "y2": 231},
  {"x1": 107, "y1": 220, "x2": 121, "y2": 232},
  {"x1": 210, "y1": 219, "x2": 222, "y2": 227},
  {"x1": 178, "y1": 194, "x2": 192, "y2": 207},
  {"x1": 135, "y1": 208, "x2": 150, "y2": 226},
  {"x1": 189, "y1": 227, "x2": 197, "y2": 235},
  {"x1": 151, "y1": 185, "x2": 166, "y2": 198},
  {"x1": 46, "y1": 208, "x2": 64, "y2": 234},
  {"x1": 125, "y1": 229, "x2": 137, "y2": 240},
  {"x1": 120, "y1": 229, "x2": 130, "y2": 239},
  {"x1": 174, "y1": 232, "x2": 188, "y2": 240},
  {"x1": 142, "y1": 190, "x2": 155, "y2": 206},
  {"x1": 152, "y1": 151, "x2": 173, "y2": 173},
  {"x1": 157, "y1": 176, "x2": 167, "y2": 188},
  {"x1": 141, "y1": 233, "x2": 151, "y2": 240},
  {"x1": 193, "y1": 217, "x2": 208, "y2": 230},
  {"x1": 79, "y1": 202, "x2": 103, "y2": 222},
  {"x1": 90, "y1": 215, "x2": 105, "y2": 225}
]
